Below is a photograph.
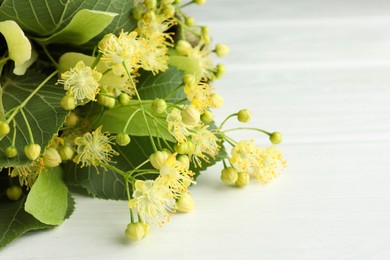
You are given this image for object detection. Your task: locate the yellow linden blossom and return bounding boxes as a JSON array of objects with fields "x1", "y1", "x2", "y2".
[
  {"x1": 230, "y1": 139, "x2": 262, "y2": 175},
  {"x1": 128, "y1": 179, "x2": 175, "y2": 226},
  {"x1": 253, "y1": 146, "x2": 286, "y2": 184},
  {"x1": 138, "y1": 38, "x2": 168, "y2": 75},
  {"x1": 58, "y1": 61, "x2": 102, "y2": 102},
  {"x1": 10, "y1": 162, "x2": 43, "y2": 189},
  {"x1": 190, "y1": 126, "x2": 220, "y2": 167},
  {"x1": 184, "y1": 82, "x2": 216, "y2": 113},
  {"x1": 157, "y1": 153, "x2": 195, "y2": 198},
  {"x1": 98, "y1": 30, "x2": 140, "y2": 75},
  {"x1": 166, "y1": 108, "x2": 191, "y2": 143},
  {"x1": 73, "y1": 126, "x2": 118, "y2": 168},
  {"x1": 187, "y1": 41, "x2": 214, "y2": 79}
]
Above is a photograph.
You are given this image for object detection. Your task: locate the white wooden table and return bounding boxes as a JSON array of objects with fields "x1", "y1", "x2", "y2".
[{"x1": 2, "y1": 1, "x2": 390, "y2": 259}]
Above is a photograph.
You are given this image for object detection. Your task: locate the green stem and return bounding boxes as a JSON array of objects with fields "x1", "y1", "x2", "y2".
[
  {"x1": 123, "y1": 108, "x2": 142, "y2": 133},
  {"x1": 179, "y1": 0, "x2": 195, "y2": 8},
  {"x1": 41, "y1": 45, "x2": 59, "y2": 68},
  {"x1": 218, "y1": 113, "x2": 238, "y2": 130},
  {"x1": 91, "y1": 53, "x2": 101, "y2": 69},
  {"x1": 222, "y1": 127, "x2": 271, "y2": 136},
  {"x1": 99, "y1": 162, "x2": 127, "y2": 177},
  {"x1": 6, "y1": 70, "x2": 58, "y2": 124},
  {"x1": 164, "y1": 83, "x2": 184, "y2": 101},
  {"x1": 11, "y1": 118, "x2": 17, "y2": 146},
  {"x1": 174, "y1": 98, "x2": 187, "y2": 105},
  {"x1": 122, "y1": 62, "x2": 158, "y2": 152},
  {"x1": 19, "y1": 109, "x2": 34, "y2": 144}
]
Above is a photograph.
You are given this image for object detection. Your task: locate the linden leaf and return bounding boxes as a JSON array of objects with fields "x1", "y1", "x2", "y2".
[
  {"x1": 0, "y1": 20, "x2": 32, "y2": 75},
  {"x1": 25, "y1": 167, "x2": 69, "y2": 225},
  {"x1": 34, "y1": 9, "x2": 118, "y2": 46}
]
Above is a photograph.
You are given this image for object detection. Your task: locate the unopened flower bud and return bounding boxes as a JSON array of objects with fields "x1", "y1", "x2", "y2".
[
  {"x1": 176, "y1": 193, "x2": 194, "y2": 213},
  {"x1": 201, "y1": 26, "x2": 209, "y2": 35},
  {"x1": 163, "y1": 4, "x2": 175, "y2": 17},
  {"x1": 116, "y1": 133, "x2": 131, "y2": 146},
  {"x1": 143, "y1": 222, "x2": 150, "y2": 237},
  {"x1": 211, "y1": 94, "x2": 224, "y2": 108},
  {"x1": 185, "y1": 16, "x2": 195, "y2": 26},
  {"x1": 177, "y1": 154, "x2": 190, "y2": 168},
  {"x1": 270, "y1": 132, "x2": 283, "y2": 145},
  {"x1": 125, "y1": 222, "x2": 145, "y2": 241},
  {"x1": 174, "y1": 142, "x2": 188, "y2": 154},
  {"x1": 59, "y1": 146, "x2": 74, "y2": 161},
  {"x1": 235, "y1": 172, "x2": 250, "y2": 188},
  {"x1": 24, "y1": 143, "x2": 41, "y2": 160},
  {"x1": 215, "y1": 64, "x2": 226, "y2": 79},
  {"x1": 0, "y1": 121, "x2": 10, "y2": 138},
  {"x1": 149, "y1": 150, "x2": 170, "y2": 169},
  {"x1": 64, "y1": 112, "x2": 79, "y2": 127},
  {"x1": 175, "y1": 0, "x2": 182, "y2": 3},
  {"x1": 6, "y1": 186, "x2": 23, "y2": 201},
  {"x1": 194, "y1": 0, "x2": 206, "y2": 5},
  {"x1": 5, "y1": 146, "x2": 18, "y2": 158},
  {"x1": 201, "y1": 110, "x2": 214, "y2": 123},
  {"x1": 43, "y1": 147, "x2": 62, "y2": 167},
  {"x1": 221, "y1": 167, "x2": 238, "y2": 185},
  {"x1": 181, "y1": 105, "x2": 200, "y2": 126},
  {"x1": 143, "y1": 10, "x2": 156, "y2": 23},
  {"x1": 97, "y1": 94, "x2": 116, "y2": 108},
  {"x1": 61, "y1": 96, "x2": 76, "y2": 110},
  {"x1": 202, "y1": 34, "x2": 211, "y2": 44},
  {"x1": 162, "y1": 0, "x2": 175, "y2": 4},
  {"x1": 144, "y1": 0, "x2": 157, "y2": 9},
  {"x1": 215, "y1": 43, "x2": 230, "y2": 57},
  {"x1": 119, "y1": 93, "x2": 131, "y2": 105},
  {"x1": 176, "y1": 40, "x2": 192, "y2": 56},
  {"x1": 182, "y1": 74, "x2": 196, "y2": 86},
  {"x1": 237, "y1": 109, "x2": 251, "y2": 123},
  {"x1": 132, "y1": 6, "x2": 144, "y2": 20},
  {"x1": 151, "y1": 98, "x2": 167, "y2": 114}
]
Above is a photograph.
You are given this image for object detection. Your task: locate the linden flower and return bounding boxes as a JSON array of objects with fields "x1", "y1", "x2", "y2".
[
  {"x1": 58, "y1": 61, "x2": 102, "y2": 102},
  {"x1": 190, "y1": 126, "x2": 220, "y2": 167},
  {"x1": 98, "y1": 31, "x2": 139, "y2": 75},
  {"x1": 184, "y1": 82, "x2": 216, "y2": 113},
  {"x1": 253, "y1": 146, "x2": 286, "y2": 184},
  {"x1": 128, "y1": 180, "x2": 175, "y2": 226},
  {"x1": 187, "y1": 41, "x2": 214, "y2": 79},
  {"x1": 166, "y1": 108, "x2": 191, "y2": 143},
  {"x1": 230, "y1": 139, "x2": 262, "y2": 175},
  {"x1": 157, "y1": 153, "x2": 195, "y2": 197},
  {"x1": 10, "y1": 163, "x2": 42, "y2": 189},
  {"x1": 138, "y1": 38, "x2": 168, "y2": 74},
  {"x1": 73, "y1": 126, "x2": 118, "y2": 168}
]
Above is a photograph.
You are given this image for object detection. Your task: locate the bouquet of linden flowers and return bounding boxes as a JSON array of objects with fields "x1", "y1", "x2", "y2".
[{"x1": 0, "y1": 0, "x2": 286, "y2": 247}]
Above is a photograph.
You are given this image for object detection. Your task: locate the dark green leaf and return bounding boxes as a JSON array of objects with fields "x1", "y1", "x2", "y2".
[{"x1": 0, "y1": 70, "x2": 68, "y2": 167}]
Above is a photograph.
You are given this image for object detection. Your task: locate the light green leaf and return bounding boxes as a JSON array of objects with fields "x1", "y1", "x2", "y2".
[
  {"x1": 0, "y1": 0, "x2": 136, "y2": 46},
  {"x1": 0, "y1": 20, "x2": 31, "y2": 73},
  {"x1": 90, "y1": 100, "x2": 176, "y2": 142},
  {"x1": 168, "y1": 54, "x2": 203, "y2": 81},
  {"x1": 25, "y1": 167, "x2": 68, "y2": 225},
  {"x1": 0, "y1": 198, "x2": 52, "y2": 249},
  {"x1": 0, "y1": 70, "x2": 69, "y2": 167},
  {"x1": 34, "y1": 9, "x2": 117, "y2": 46}
]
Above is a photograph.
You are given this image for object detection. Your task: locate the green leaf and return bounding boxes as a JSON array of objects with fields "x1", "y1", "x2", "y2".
[
  {"x1": 137, "y1": 66, "x2": 185, "y2": 102},
  {"x1": 0, "y1": 198, "x2": 52, "y2": 249},
  {"x1": 168, "y1": 54, "x2": 203, "y2": 81},
  {"x1": 0, "y1": 0, "x2": 136, "y2": 45},
  {"x1": 90, "y1": 100, "x2": 176, "y2": 142},
  {"x1": 34, "y1": 9, "x2": 118, "y2": 46},
  {"x1": 25, "y1": 167, "x2": 69, "y2": 225},
  {"x1": 0, "y1": 70, "x2": 68, "y2": 167}
]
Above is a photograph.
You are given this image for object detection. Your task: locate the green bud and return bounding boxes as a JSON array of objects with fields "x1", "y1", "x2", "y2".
[
  {"x1": 174, "y1": 142, "x2": 188, "y2": 154},
  {"x1": 215, "y1": 43, "x2": 230, "y2": 57},
  {"x1": 151, "y1": 98, "x2": 167, "y2": 114},
  {"x1": 175, "y1": 0, "x2": 182, "y2": 3},
  {"x1": 6, "y1": 186, "x2": 23, "y2": 201},
  {"x1": 201, "y1": 110, "x2": 214, "y2": 123},
  {"x1": 116, "y1": 133, "x2": 131, "y2": 146},
  {"x1": 144, "y1": 0, "x2": 157, "y2": 9},
  {"x1": 194, "y1": 0, "x2": 206, "y2": 5},
  {"x1": 176, "y1": 193, "x2": 195, "y2": 213},
  {"x1": 132, "y1": 5, "x2": 144, "y2": 20},
  {"x1": 143, "y1": 10, "x2": 156, "y2": 23},
  {"x1": 215, "y1": 64, "x2": 226, "y2": 79},
  {"x1": 181, "y1": 105, "x2": 200, "y2": 126},
  {"x1": 201, "y1": 26, "x2": 209, "y2": 35},
  {"x1": 0, "y1": 121, "x2": 10, "y2": 138},
  {"x1": 177, "y1": 154, "x2": 190, "y2": 168},
  {"x1": 176, "y1": 40, "x2": 192, "y2": 56},
  {"x1": 162, "y1": 0, "x2": 175, "y2": 4},
  {"x1": 97, "y1": 94, "x2": 116, "y2": 108},
  {"x1": 64, "y1": 112, "x2": 79, "y2": 127},
  {"x1": 221, "y1": 167, "x2": 238, "y2": 185},
  {"x1": 163, "y1": 4, "x2": 175, "y2": 17},
  {"x1": 182, "y1": 74, "x2": 196, "y2": 86},
  {"x1": 119, "y1": 93, "x2": 131, "y2": 105},
  {"x1": 201, "y1": 34, "x2": 211, "y2": 44},
  {"x1": 211, "y1": 94, "x2": 224, "y2": 108},
  {"x1": 61, "y1": 96, "x2": 76, "y2": 111},
  {"x1": 237, "y1": 109, "x2": 251, "y2": 123},
  {"x1": 43, "y1": 147, "x2": 62, "y2": 167},
  {"x1": 270, "y1": 132, "x2": 283, "y2": 145},
  {"x1": 5, "y1": 146, "x2": 18, "y2": 158},
  {"x1": 149, "y1": 150, "x2": 170, "y2": 169},
  {"x1": 24, "y1": 143, "x2": 41, "y2": 160},
  {"x1": 125, "y1": 222, "x2": 145, "y2": 241},
  {"x1": 235, "y1": 172, "x2": 250, "y2": 188},
  {"x1": 59, "y1": 146, "x2": 74, "y2": 161},
  {"x1": 185, "y1": 16, "x2": 195, "y2": 26}
]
